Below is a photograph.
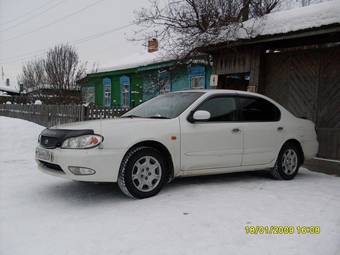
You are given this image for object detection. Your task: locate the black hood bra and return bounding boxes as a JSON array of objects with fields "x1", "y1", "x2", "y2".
[{"x1": 39, "y1": 128, "x2": 94, "y2": 149}]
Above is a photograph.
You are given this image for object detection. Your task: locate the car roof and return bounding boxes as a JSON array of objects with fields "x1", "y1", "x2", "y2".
[
  {"x1": 165, "y1": 89, "x2": 290, "y2": 117},
  {"x1": 172, "y1": 89, "x2": 262, "y2": 97},
  {"x1": 171, "y1": 89, "x2": 283, "y2": 107}
]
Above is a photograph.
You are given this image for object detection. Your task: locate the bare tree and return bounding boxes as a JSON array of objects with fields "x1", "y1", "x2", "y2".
[
  {"x1": 19, "y1": 59, "x2": 46, "y2": 95},
  {"x1": 142, "y1": 55, "x2": 211, "y2": 99},
  {"x1": 44, "y1": 44, "x2": 86, "y2": 95},
  {"x1": 142, "y1": 67, "x2": 174, "y2": 100},
  {"x1": 90, "y1": 62, "x2": 99, "y2": 73},
  {"x1": 251, "y1": 0, "x2": 281, "y2": 16},
  {"x1": 133, "y1": 0, "x2": 281, "y2": 56},
  {"x1": 19, "y1": 44, "x2": 86, "y2": 103}
]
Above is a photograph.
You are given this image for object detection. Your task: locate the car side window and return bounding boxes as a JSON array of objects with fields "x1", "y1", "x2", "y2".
[
  {"x1": 196, "y1": 96, "x2": 237, "y2": 122},
  {"x1": 238, "y1": 96, "x2": 280, "y2": 122}
]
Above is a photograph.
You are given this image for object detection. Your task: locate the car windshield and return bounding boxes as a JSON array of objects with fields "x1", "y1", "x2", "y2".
[{"x1": 122, "y1": 92, "x2": 204, "y2": 119}]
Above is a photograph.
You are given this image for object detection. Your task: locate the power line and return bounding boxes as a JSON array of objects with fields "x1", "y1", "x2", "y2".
[
  {"x1": 0, "y1": 48, "x2": 50, "y2": 63},
  {"x1": 0, "y1": 23, "x2": 134, "y2": 64},
  {"x1": 3, "y1": 52, "x2": 48, "y2": 65},
  {"x1": 0, "y1": 0, "x2": 58, "y2": 26},
  {"x1": 0, "y1": 23, "x2": 133, "y2": 62},
  {"x1": 0, "y1": 0, "x2": 106, "y2": 44},
  {"x1": 0, "y1": 0, "x2": 69, "y2": 33},
  {"x1": 72, "y1": 24, "x2": 133, "y2": 45}
]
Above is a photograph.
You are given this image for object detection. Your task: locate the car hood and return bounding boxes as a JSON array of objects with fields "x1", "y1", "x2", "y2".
[
  {"x1": 52, "y1": 118, "x2": 173, "y2": 133},
  {"x1": 49, "y1": 117, "x2": 180, "y2": 150}
]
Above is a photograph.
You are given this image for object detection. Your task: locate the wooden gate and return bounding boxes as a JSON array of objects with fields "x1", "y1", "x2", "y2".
[{"x1": 264, "y1": 46, "x2": 340, "y2": 159}]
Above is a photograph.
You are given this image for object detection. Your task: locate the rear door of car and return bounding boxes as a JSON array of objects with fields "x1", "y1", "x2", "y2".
[{"x1": 236, "y1": 95, "x2": 285, "y2": 166}]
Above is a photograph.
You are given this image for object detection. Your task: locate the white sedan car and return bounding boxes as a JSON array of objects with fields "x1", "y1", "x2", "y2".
[{"x1": 36, "y1": 90, "x2": 318, "y2": 198}]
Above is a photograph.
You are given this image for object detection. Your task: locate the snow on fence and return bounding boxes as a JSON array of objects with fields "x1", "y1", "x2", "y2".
[{"x1": 0, "y1": 104, "x2": 130, "y2": 127}]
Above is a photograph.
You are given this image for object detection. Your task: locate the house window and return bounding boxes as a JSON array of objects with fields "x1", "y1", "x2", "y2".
[
  {"x1": 82, "y1": 86, "x2": 95, "y2": 104},
  {"x1": 103, "y1": 78, "x2": 112, "y2": 107},
  {"x1": 191, "y1": 76, "x2": 205, "y2": 89},
  {"x1": 104, "y1": 87, "x2": 111, "y2": 107},
  {"x1": 190, "y1": 65, "x2": 206, "y2": 89},
  {"x1": 122, "y1": 85, "x2": 130, "y2": 107},
  {"x1": 120, "y1": 75, "x2": 130, "y2": 107},
  {"x1": 160, "y1": 81, "x2": 171, "y2": 94},
  {"x1": 159, "y1": 69, "x2": 171, "y2": 94}
]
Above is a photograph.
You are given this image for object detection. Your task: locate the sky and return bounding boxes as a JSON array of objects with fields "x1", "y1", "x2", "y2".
[
  {"x1": 0, "y1": 0, "x2": 329, "y2": 89},
  {"x1": 0, "y1": 0, "x2": 153, "y2": 87}
]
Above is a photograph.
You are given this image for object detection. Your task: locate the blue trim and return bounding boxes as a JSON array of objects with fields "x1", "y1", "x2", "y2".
[
  {"x1": 190, "y1": 65, "x2": 205, "y2": 75},
  {"x1": 120, "y1": 75, "x2": 131, "y2": 107},
  {"x1": 189, "y1": 65, "x2": 206, "y2": 89},
  {"x1": 159, "y1": 70, "x2": 171, "y2": 93},
  {"x1": 103, "y1": 78, "x2": 112, "y2": 107}
]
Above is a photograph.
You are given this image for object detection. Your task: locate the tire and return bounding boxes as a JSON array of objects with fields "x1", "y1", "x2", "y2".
[
  {"x1": 118, "y1": 146, "x2": 168, "y2": 199},
  {"x1": 270, "y1": 142, "x2": 302, "y2": 180}
]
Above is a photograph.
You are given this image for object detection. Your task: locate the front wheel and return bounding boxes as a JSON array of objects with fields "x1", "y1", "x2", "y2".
[
  {"x1": 118, "y1": 146, "x2": 167, "y2": 199},
  {"x1": 270, "y1": 143, "x2": 302, "y2": 180}
]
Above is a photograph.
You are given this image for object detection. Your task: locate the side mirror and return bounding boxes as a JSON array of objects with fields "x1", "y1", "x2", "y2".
[{"x1": 192, "y1": 110, "x2": 211, "y2": 121}]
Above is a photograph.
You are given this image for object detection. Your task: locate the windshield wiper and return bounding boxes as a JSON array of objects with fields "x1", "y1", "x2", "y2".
[
  {"x1": 148, "y1": 116, "x2": 170, "y2": 119},
  {"x1": 121, "y1": 115, "x2": 143, "y2": 118},
  {"x1": 121, "y1": 115, "x2": 170, "y2": 119}
]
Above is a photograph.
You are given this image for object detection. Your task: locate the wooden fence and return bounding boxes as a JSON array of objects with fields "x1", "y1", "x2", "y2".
[
  {"x1": 0, "y1": 104, "x2": 84, "y2": 127},
  {"x1": 85, "y1": 105, "x2": 129, "y2": 120},
  {"x1": 0, "y1": 104, "x2": 130, "y2": 127}
]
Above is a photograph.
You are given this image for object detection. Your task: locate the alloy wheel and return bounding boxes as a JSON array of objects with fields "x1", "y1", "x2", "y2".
[
  {"x1": 282, "y1": 149, "x2": 298, "y2": 175},
  {"x1": 131, "y1": 156, "x2": 162, "y2": 192}
]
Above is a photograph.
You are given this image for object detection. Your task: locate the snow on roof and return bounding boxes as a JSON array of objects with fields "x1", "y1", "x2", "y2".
[
  {"x1": 91, "y1": 1, "x2": 340, "y2": 74},
  {"x1": 0, "y1": 79, "x2": 19, "y2": 94},
  {"x1": 217, "y1": 0, "x2": 340, "y2": 43},
  {"x1": 93, "y1": 50, "x2": 174, "y2": 74}
]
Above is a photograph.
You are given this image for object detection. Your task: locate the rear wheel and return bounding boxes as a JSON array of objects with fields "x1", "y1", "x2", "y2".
[
  {"x1": 270, "y1": 143, "x2": 302, "y2": 180},
  {"x1": 118, "y1": 146, "x2": 167, "y2": 199}
]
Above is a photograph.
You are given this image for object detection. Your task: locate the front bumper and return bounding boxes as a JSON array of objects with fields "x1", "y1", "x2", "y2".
[{"x1": 36, "y1": 145, "x2": 125, "y2": 182}]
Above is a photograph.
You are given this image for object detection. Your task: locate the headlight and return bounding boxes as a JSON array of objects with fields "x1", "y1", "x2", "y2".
[{"x1": 61, "y1": 135, "x2": 103, "y2": 149}]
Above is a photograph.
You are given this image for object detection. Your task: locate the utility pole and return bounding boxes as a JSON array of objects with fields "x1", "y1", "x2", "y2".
[{"x1": 1, "y1": 66, "x2": 4, "y2": 81}]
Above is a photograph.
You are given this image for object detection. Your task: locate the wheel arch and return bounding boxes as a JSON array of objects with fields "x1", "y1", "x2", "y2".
[
  {"x1": 281, "y1": 139, "x2": 305, "y2": 165},
  {"x1": 121, "y1": 140, "x2": 175, "y2": 182}
]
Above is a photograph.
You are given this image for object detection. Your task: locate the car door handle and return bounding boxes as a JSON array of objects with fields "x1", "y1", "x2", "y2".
[
  {"x1": 231, "y1": 128, "x2": 241, "y2": 134},
  {"x1": 277, "y1": 126, "x2": 284, "y2": 131}
]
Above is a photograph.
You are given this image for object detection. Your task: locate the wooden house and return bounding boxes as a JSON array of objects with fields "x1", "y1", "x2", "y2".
[
  {"x1": 79, "y1": 51, "x2": 212, "y2": 108},
  {"x1": 200, "y1": 1, "x2": 340, "y2": 160}
]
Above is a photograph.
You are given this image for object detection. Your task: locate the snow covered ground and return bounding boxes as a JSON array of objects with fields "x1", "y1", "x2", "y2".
[{"x1": 1, "y1": 116, "x2": 340, "y2": 255}]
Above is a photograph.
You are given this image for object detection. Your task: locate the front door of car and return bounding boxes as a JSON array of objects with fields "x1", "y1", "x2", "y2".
[
  {"x1": 236, "y1": 96, "x2": 285, "y2": 166},
  {"x1": 180, "y1": 95, "x2": 243, "y2": 171}
]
